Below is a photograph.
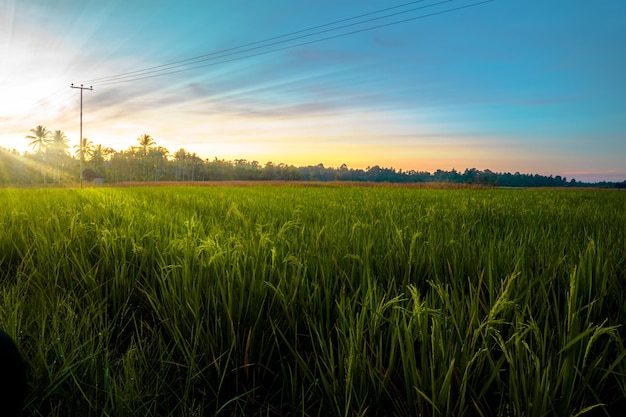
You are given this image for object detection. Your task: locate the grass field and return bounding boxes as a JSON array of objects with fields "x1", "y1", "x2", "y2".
[{"x1": 0, "y1": 185, "x2": 625, "y2": 416}]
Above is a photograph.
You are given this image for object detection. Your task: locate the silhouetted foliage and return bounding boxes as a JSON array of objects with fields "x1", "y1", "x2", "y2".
[{"x1": 1, "y1": 135, "x2": 624, "y2": 188}]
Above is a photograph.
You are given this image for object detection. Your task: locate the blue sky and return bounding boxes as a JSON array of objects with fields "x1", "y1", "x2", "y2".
[{"x1": 1, "y1": 0, "x2": 625, "y2": 182}]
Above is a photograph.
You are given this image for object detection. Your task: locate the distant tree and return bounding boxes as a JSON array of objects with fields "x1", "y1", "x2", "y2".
[
  {"x1": 172, "y1": 149, "x2": 187, "y2": 180},
  {"x1": 73, "y1": 138, "x2": 95, "y2": 161},
  {"x1": 90, "y1": 144, "x2": 115, "y2": 179},
  {"x1": 125, "y1": 147, "x2": 141, "y2": 181},
  {"x1": 47, "y1": 130, "x2": 70, "y2": 183},
  {"x1": 25, "y1": 125, "x2": 51, "y2": 154},
  {"x1": 48, "y1": 130, "x2": 69, "y2": 154},
  {"x1": 147, "y1": 146, "x2": 169, "y2": 181},
  {"x1": 72, "y1": 138, "x2": 94, "y2": 183},
  {"x1": 188, "y1": 153, "x2": 203, "y2": 181},
  {"x1": 137, "y1": 134, "x2": 155, "y2": 155},
  {"x1": 206, "y1": 158, "x2": 235, "y2": 180},
  {"x1": 137, "y1": 134, "x2": 156, "y2": 180},
  {"x1": 261, "y1": 161, "x2": 277, "y2": 180},
  {"x1": 25, "y1": 125, "x2": 53, "y2": 183},
  {"x1": 108, "y1": 150, "x2": 132, "y2": 182},
  {"x1": 0, "y1": 147, "x2": 39, "y2": 184}
]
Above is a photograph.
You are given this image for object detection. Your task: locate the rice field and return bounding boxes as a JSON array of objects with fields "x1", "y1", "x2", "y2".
[{"x1": 0, "y1": 185, "x2": 625, "y2": 416}]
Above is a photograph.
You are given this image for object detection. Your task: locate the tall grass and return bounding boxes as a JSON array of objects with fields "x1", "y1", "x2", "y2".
[{"x1": 0, "y1": 186, "x2": 624, "y2": 416}]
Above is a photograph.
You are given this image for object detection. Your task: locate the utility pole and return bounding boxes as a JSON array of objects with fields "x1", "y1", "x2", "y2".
[{"x1": 70, "y1": 83, "x2": 93, "y2": 189}]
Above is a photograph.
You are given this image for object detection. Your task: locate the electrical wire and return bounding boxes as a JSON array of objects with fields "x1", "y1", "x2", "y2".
[
  {"x1": 81, "y1": 0, "x2": 434, "y2": 84},
  {"x1": 82, "y1": 0, "x2": 494, "y2": 87},
  {"x1": 85, "y1": 0, "x2": 457, "y2": 85},
  {"x1": 6, "y1": 0, "x2": 495, "y2": 133}
]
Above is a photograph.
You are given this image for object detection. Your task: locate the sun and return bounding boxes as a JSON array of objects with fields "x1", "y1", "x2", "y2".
[
  {"x1": 0, "y1": 80, "x2": 78, "y2": 153},
  {"x1": 0, "y1": 7, "x2": 81, "y2": 153}
]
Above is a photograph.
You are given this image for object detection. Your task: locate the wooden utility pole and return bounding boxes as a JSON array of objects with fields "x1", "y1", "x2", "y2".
[{"x1": 70, "y1": 84, "x2": 93, "y2": 188}]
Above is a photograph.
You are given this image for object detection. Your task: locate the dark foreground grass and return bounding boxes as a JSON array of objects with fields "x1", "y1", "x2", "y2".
[{"x1": 0, "y1": 186, "x2": 625, "y2": 416}]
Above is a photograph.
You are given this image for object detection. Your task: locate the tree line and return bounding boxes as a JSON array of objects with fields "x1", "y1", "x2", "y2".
[{"x1": 1, "y1": 125, "x2": 624, "y2": 188}]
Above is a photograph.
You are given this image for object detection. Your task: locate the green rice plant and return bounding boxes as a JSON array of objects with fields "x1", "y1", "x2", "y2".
[{"x1": 0, "y1": 186, "x2": 624, "y2": 416}]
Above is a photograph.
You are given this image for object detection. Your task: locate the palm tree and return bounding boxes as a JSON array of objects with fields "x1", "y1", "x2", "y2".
[
  {"x1": 137, "y1": 134, "x2": 155, "y2": 156},
  {"x1": 49, "y1": 130, "x2": 69, "y2": 154},
  {"x1": 25, "y1": 125, "x2": 53, "y2": 183},
  {"x1": 90, "y1": 144, "x2": 115, "y2": 177},
  {"x1": 73, "y1": 138, "x2": 95, "y2": 184},
  {"x1": 137, "y1": 134, "x2": 155, "y2": 180},
  {"x1": 73, "y1": 137, "x2": 95, "y2": 161},
  {"x1": 25, "y1": 125, "x2": 51, "y2": 154},
  {"x1": 48, "y1": 130, "x2": 69, "y2": 183}
]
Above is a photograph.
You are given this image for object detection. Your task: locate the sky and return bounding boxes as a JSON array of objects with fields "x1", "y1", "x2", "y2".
[{"x1": 1, "y1": 0, "x2": 625, "y2": 182}]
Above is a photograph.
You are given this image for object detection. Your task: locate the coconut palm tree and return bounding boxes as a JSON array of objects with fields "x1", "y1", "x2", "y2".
[
  {"x1": 49, "y1": 130, "x2": 69, "y2": 154},
  {"x1": 90, "y1": 144, "x2": 115, "y2": 178},
  {"x1": 47, "y1": 130, "x2": 69, "y2": 183},
  {"x1": 25, "y1": 125, "x2": 51, "y2": 154},
  {"x1": 137, "y1": 134, "x2": 155, "y2": 156},
  {"x1": 73, "y1": 137, "x2": 95, "y2": 161},
  {"x1": 25, "y1": 125, "x2": 53, "y2": 183},
  {"x1": 73, "y1": 138, "x2": 95, "y2": 184},
  {"x1": 137, "y1": 134, "x2": 155, "y2": 180}
]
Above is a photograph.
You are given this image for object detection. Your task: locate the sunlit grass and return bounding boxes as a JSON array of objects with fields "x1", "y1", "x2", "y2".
[{"x1": 0, "y1": 186, "x2": 625, "y2": 416}]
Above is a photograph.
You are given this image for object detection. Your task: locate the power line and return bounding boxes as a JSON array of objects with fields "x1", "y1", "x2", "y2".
[
  {"x1": 85, "y1": 0, "x2": 457, "y2": 85},
  {"x1": 82, "y1": 0, "x2": 494, "y2": 87},
  {"x1": 7, "y1": 0, "x2": 495, "y2": 130},
  {"x1": 81, "y1": 0, "x2": 434, "y2": 84}
]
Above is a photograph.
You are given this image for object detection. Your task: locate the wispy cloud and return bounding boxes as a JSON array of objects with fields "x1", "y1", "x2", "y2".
[
  {"x1": 519, "y1": 97, "x2": 579, "y2": 107},
  {"x1": 1, "y1": 0, "x2": 625, "y2": 181}
]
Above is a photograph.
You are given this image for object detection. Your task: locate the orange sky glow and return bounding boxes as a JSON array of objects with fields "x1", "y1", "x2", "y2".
[{"x1": 1, "y1": 0, "x2": 625, "y2": 182}]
